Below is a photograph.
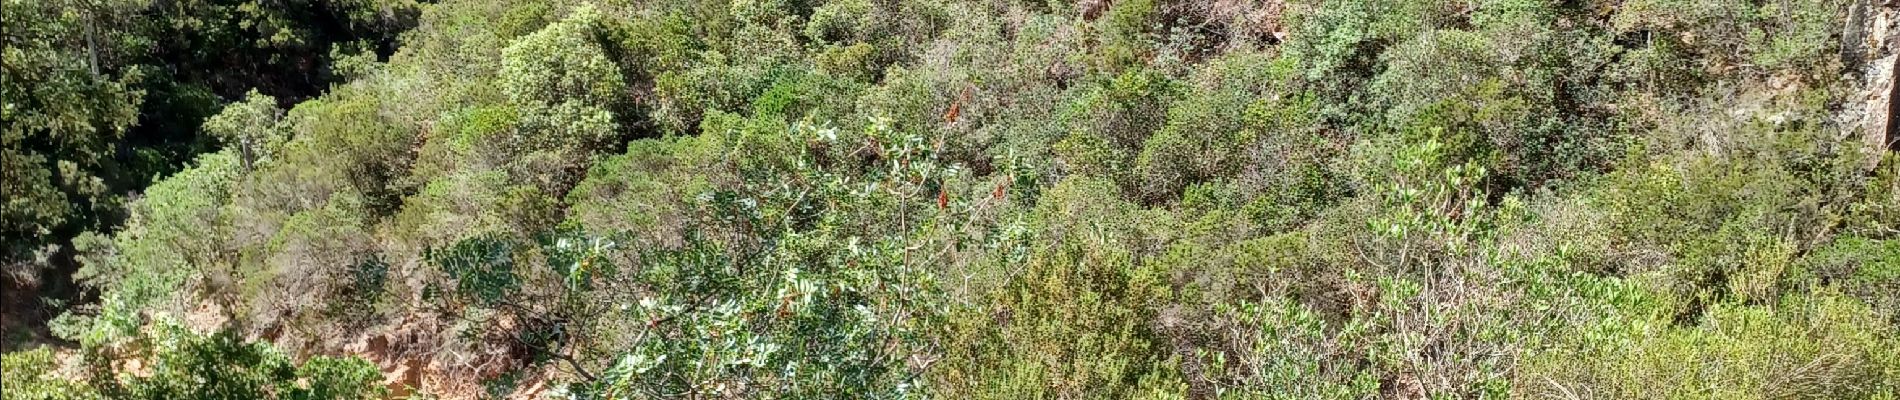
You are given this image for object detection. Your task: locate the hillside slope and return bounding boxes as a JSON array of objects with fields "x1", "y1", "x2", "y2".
[{"x1": 5, "y1": 0, "x2": 1899, "y2": 399}]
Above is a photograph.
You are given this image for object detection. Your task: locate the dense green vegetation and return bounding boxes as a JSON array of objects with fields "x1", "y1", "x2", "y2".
[
  {"x1": 3, "y1": 0, "x2": 418, "y2": 333},
  {"x1": 5, "y1": 0, "x2": 1898, "y2": 398}
]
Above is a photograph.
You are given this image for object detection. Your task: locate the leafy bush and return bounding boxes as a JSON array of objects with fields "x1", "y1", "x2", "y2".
[
  {"x1": 111, "y1": 325, "x2": 384, "y2": 400},
  {"x1": 1610, "y1": 0, "x2": 1845, "y2": 79},
  {"x1": 69, "y1": 151, "x2": 242, "y2": 344},
  {"x1": 1055, "y1": 69, "x2": 1179, "y2": 194},
  {"x1": 4, "y1": 322, "x2": 384, "y2": 400},
  {"x1": 1523, "y1": 294, "x2": 1900, "y2": 399},
  {"x1": 931, "y1": 176, "x2": 1187, "y2": 399},
  {"x1": 33, "y1": 1, "x2": 1900, "y2": 399},
  {"x1": 1597, "y1": 121, "x2": 1858, "y2": 306},
  {"x1": 1802, "y1": 237, "x2": 1900, "y2": 321},
  {"x1": 200, "y1": 91, "x2": 288, "y2": 171},
  {"x1": 1, "y1": 348, "x2": 102, "y2": 400},
  {"x1": 1, "y1": 0, "x2": 146, "y2": 278},
  {"x1": 500, "y1": 4, "x2": 630, "y2": 153},
  {"x1": 1134, "y1": 52, "x2": 1286, "y2": 201}
]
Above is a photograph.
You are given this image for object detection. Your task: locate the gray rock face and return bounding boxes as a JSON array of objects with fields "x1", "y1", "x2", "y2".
[{"x1": 1847, "y1": 0, "x2": 1900, "y2": 168}]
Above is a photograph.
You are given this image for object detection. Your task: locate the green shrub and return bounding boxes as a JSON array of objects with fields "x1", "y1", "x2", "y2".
[
  {"x1": 1611, "y1": 0, "x2": 1845, "y2": 79},
  {"x1": 1055, "y1": 69, "x2": 1178, "y2": 195},
  {"x1": 1279, "y1": 0, "x2": 1461, "y2": 115},
  {"x1": 111, "y1": 324, "x2": 385, "y2": 400},
  {"x1": 36, "y1": 1, "x2": 1900, "y2": 399},
  {"x1": 1, "y1": 348, "x2": 102, "y2": 400},
  {"x1": 241, "y1": 200, "x2": 384, "y2": 340},
  {"x1": 1370, "y1": 13, "x2": 1622, "y2": 188},
  {"x1": 1523, "y1": 294, "x2": 1900, "y2": 399},
  {"x1": 1845, "y1": 155, "x2": 1900, "y2": 237},
  {"x1": 932, "y1": 176, "x2": 1184, "y2": 399},
  {"x1": 200, "y1": 91, "x2": 288, "y2": 172},
  {"x1": 389, "y1": 170, "x2": 560, "y2": 254},
  {"x1": 405, "y1": 105, "x2": 519, "y2": 187},
  {"x1": 1801, "y1": 237, "x2": 1900, "y2": 321},
  {"x1": 1094, "y1": 0, "x2": 1158, "y2": 70},
  {"x1": 1210, "y1": 298, "x2": 1382, "y2": 399},
  {"x1": 1134, "y1": 52, "x2": 1287, "y2": 202},
  {"x1": 499, "y1": 3, "x2": 635, "y2": 191},
  {"x1": 748, "y1": 70, "x2": 862, "y2": 121},
  {"x1": 262, "y1": 91, "x2": 415, "y2": 216},
  {"x1": 650, "y1": 53, "x2": 783, "y2": 135},
  {"x1": 7, "y1": 322, "x2": 384, "y2": 400},
  {"x1": 802, "y1": 0, "x2": 947, "y2": 77},
  {"x1": 69, "y1": 151, "x2": 242, "y2": 344},
  {"x1": 564, "y1": 137, "x2": 708, "y2": 248},
  {"x1": 1597, "y1": 122, "x2": 1857, "y2": 306}
]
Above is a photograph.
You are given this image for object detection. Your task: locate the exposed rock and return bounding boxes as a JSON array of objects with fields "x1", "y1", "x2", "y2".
[
  {"x1": 1848, "y1": 0, "x2": 1900, "y2": 169},
  {"x1": 386, "y1": 358, "x2": 424, "y2": 399}
]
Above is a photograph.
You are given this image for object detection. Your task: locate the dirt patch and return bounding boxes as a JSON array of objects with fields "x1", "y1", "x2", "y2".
[{"x1": 337, "y1": 316, "x2": 558, "y2": 399}]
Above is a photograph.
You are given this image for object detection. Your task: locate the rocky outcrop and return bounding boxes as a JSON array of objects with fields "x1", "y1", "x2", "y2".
[{"x1": 1846, "y1": 0, "x2": 1900, "y2": 168}]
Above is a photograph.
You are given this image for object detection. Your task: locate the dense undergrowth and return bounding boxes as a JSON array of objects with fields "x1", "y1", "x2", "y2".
[{"x1": 5, "y1": 0, "x2": 1899, "y2": 398}]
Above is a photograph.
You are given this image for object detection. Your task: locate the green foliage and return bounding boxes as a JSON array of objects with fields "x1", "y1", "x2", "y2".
[
  {"x1": 560, "y1": 117, "x2": 961, "y2": 398},
  {"x1": 1280, "y1": 0, "x2": 1458, "y2": 109},
  {"x1": 1369, "y1": 1, "x2": 1622, "y2": 187},
  {"x1": 0, "y1": 0, "x2": 423, "y2": 288},
  {"x1": 200, "y1": 91, "x2": 286, "y2": 171},
  {"x1": 1094, "y1": 0, "x2": 1159, "y2": 70},
  {"x1": 1, "y1": 0, "x2": 147, "y2": 277},
  {"x1": 249, "y1": 201, "x2": 382, "y2": 332},
  {"x1": 69, "y1": 151, "x2": 241, "y2": 344},
  {"x1": 1610, "y1": 0, "x2": 1845, "y2": 79},
  {"x1": 933, "y1": 176, "x2": 1186, "y2": 399},
  {"x1": 565, "y1": 137, "x2": 707, "y2": 246},
  {"x1": 1134, "y1": 52, "x2": 1292, "y2": 201},
  {"x1": 427, "y1": 233, "x2": 525, "y2": 307},
  {"x1": 1598, "y1": 119, "x2": 1862, "y2": 306},
  {"x1": 1524, "y1": 294, "x2": 1900, "y2": 399},
  {"x1": 1212, "y1": 298, "x2": 1382, "y2": 399},
  {"x1": 1802, "y1": 237, "x2": 1900, "y2": 321},
  {"x1": 501, "y1": 4, "x2": 630, "y2": 154},
  {"x1": 1233, "y1": 90, "x2": 1346, "y2": 229},
  {"x1": 35, "y1": 0, "x2": 1900, "y2": 399},
  {"x1": 1, "y1": 348, "x2": 102, "y2": 400},
  {"x1": 749, "y1": 69, "x2": 861, "y2": 121},
  {"x1": 137, "y1": 0, "x2": 419, "y2": 98},
  {"x1": 803, "y1": 0, "x2": 947, "y2": 79},
  {"x1": 1055, "y1": 69, "x2": 1179, "y2": 194},
  {"x1": 113, "y1": 325, "x2": 384, "y2": 400},
  {"x1": 5, "y1": 323, "x2": 383, "y2": 400},
  {"x1": 1844, "y1": 155, "x2": 1900, "y2": 236},
  {"x1": 265, "y1": 90, "x2": 416, "y2": 214}
]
